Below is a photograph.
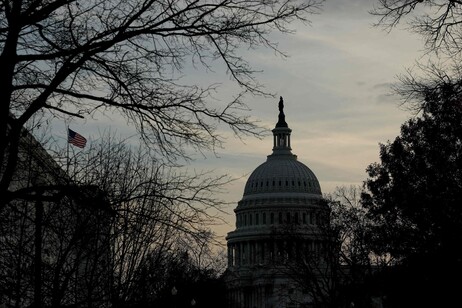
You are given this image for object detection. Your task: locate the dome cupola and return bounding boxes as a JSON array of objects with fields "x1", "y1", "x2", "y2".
[{"x1": 243, "y1": 97, "x2": 322, "y2": 197}]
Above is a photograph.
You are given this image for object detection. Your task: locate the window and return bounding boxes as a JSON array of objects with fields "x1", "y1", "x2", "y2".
[
  {"x1": 263, "y1": 213, "x2": 267, "y2": 224},
  {"x1": 256, "y1": 213, "x2": 259, "y2": 225},
  {"x1": 270, "y1": 213, "x2": 274, "y2": 224},
  {"x1": 303, "y1": 213, "x2": 307, "y2": 224},
  {"x1": 286, "y1": 212, "x2": 290, "y2": 223},
  {"x1": 279, "y1": 212, "x2": 283, "y2": 224}
]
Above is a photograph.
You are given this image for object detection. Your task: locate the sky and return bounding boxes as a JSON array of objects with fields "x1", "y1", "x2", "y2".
[
  {"x1": 201, "y1": 0, "x2": 425, "y2": 240},
  {"x1": 61, "y1": 0, "x2": 425, "y2": 241}
]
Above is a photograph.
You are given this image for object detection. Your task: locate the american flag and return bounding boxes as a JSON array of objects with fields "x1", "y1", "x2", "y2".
[{"x1": 68, "y1": 128, "x2": 87, "y2": 148}]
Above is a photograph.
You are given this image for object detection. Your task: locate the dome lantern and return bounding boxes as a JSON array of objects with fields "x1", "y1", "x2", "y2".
[{"x1": 271, "y1": 96, "x2": 293, "y2": 156}]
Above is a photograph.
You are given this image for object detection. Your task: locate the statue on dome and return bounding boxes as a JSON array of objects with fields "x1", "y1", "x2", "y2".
[{"x1": 276, "y1": 96, "x2": 288, "y2": 128}]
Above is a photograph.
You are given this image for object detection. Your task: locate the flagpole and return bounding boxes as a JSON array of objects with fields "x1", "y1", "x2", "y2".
[{"x1": 66, "y1": 124, "x2": 70, "y2": 176}]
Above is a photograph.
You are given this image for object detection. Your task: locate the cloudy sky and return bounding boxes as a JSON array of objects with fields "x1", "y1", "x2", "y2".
[
  {"x1": 200, "y1": 0, "x2": 425, "y2": 239},
  {"x1": 63, "y1": 0, "x2": 425, "y2": 240}
]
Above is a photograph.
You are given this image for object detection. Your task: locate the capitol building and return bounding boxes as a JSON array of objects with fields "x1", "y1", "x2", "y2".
[{"x1": 225, "y1": 98, "x2": 331, "y2": 308}]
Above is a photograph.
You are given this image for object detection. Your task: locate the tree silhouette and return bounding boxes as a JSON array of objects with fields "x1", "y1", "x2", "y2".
[
  {"x1": 372, "y1": 0, "x2": 462, "y2": 56},
  {"x1": 362, "y1": 80, "x2": 462, "y2": 307},
  {"x1": 0, "y1": 0, "x2": 323, "y2": 209}
]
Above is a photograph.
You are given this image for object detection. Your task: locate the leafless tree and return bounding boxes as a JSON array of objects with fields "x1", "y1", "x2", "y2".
[
  {"x1": 1, "y1": 1, "x2": 324, "y2": 305},
  {"x1": 372, "y1": 0, "x2": 462, "y2": 57},
  {"x1": 66, "y1": 132, "x2": 231, "y2": 307},
  {"x1": 131, "y1": 246, "x2": 226, "y2": 307},
  {"x1": 0, "y1": 0, "x2": 323, "y2": 209},
  {"x1": 0, "y1": 131, "x2": 231, "y2": 307},
  {"x1": 0, "y1": 183, "x2": 112, "y2": 308},
  {"x1": 371, "y1": 1, "x2": 462, "y2": 112},
  {"x1": 274, "y1": 186, "x2": 391, "y2": 308},
  {"x1": 0, "y1": 120, "x2": 109, "y2": 308},
  {"x1": 327, "y1": 185, "x2": 394, "y2": 268}
]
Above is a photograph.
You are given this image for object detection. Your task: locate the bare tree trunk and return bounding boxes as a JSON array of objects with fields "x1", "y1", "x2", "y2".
[{"x1": 34, "y1": 199, "x2": 43, "y2": 308}]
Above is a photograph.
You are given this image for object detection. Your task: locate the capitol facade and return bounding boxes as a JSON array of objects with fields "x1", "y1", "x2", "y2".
[{"x1": 225, "y1": 98, "x2": 331, "y2": 308}]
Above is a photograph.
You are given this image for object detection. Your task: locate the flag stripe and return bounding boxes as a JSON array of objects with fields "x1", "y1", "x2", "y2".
[{"x1": 68, "y1": 128, "x2": 87, "y2": 148}]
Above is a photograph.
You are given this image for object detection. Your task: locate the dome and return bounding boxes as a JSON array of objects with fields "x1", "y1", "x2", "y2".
[
  {"x1": 242, "y1": 96, "x2": 322, "y2": 198},
  {"x1": 243, "y1": 154, "x2": 321, "y2": 196},
  {"x1": 225, "y1": 97, "x2": 330, "y2": 308}
]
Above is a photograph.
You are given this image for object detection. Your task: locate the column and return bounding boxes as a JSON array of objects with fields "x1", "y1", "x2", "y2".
[{"x1": 237, "y1": 242, "x2": 241, "y2": 266}]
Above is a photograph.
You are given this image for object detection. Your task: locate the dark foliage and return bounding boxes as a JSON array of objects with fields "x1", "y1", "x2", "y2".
[
  {"x1": 362, "y1": 81, "x2": 462, "y2": 306},
  {"x1": 131, "y1": 250, "x2": 226, "y2": 308}
]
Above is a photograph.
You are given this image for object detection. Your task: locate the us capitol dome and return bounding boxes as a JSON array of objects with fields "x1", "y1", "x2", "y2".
[{"x1": 225, "y1": 97, "x2": 330, "y2": 308}]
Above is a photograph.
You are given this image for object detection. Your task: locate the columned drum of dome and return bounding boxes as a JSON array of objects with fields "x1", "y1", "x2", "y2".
[{"x1": 224, "y1": 97, "x2": 330, "y2": 308}]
